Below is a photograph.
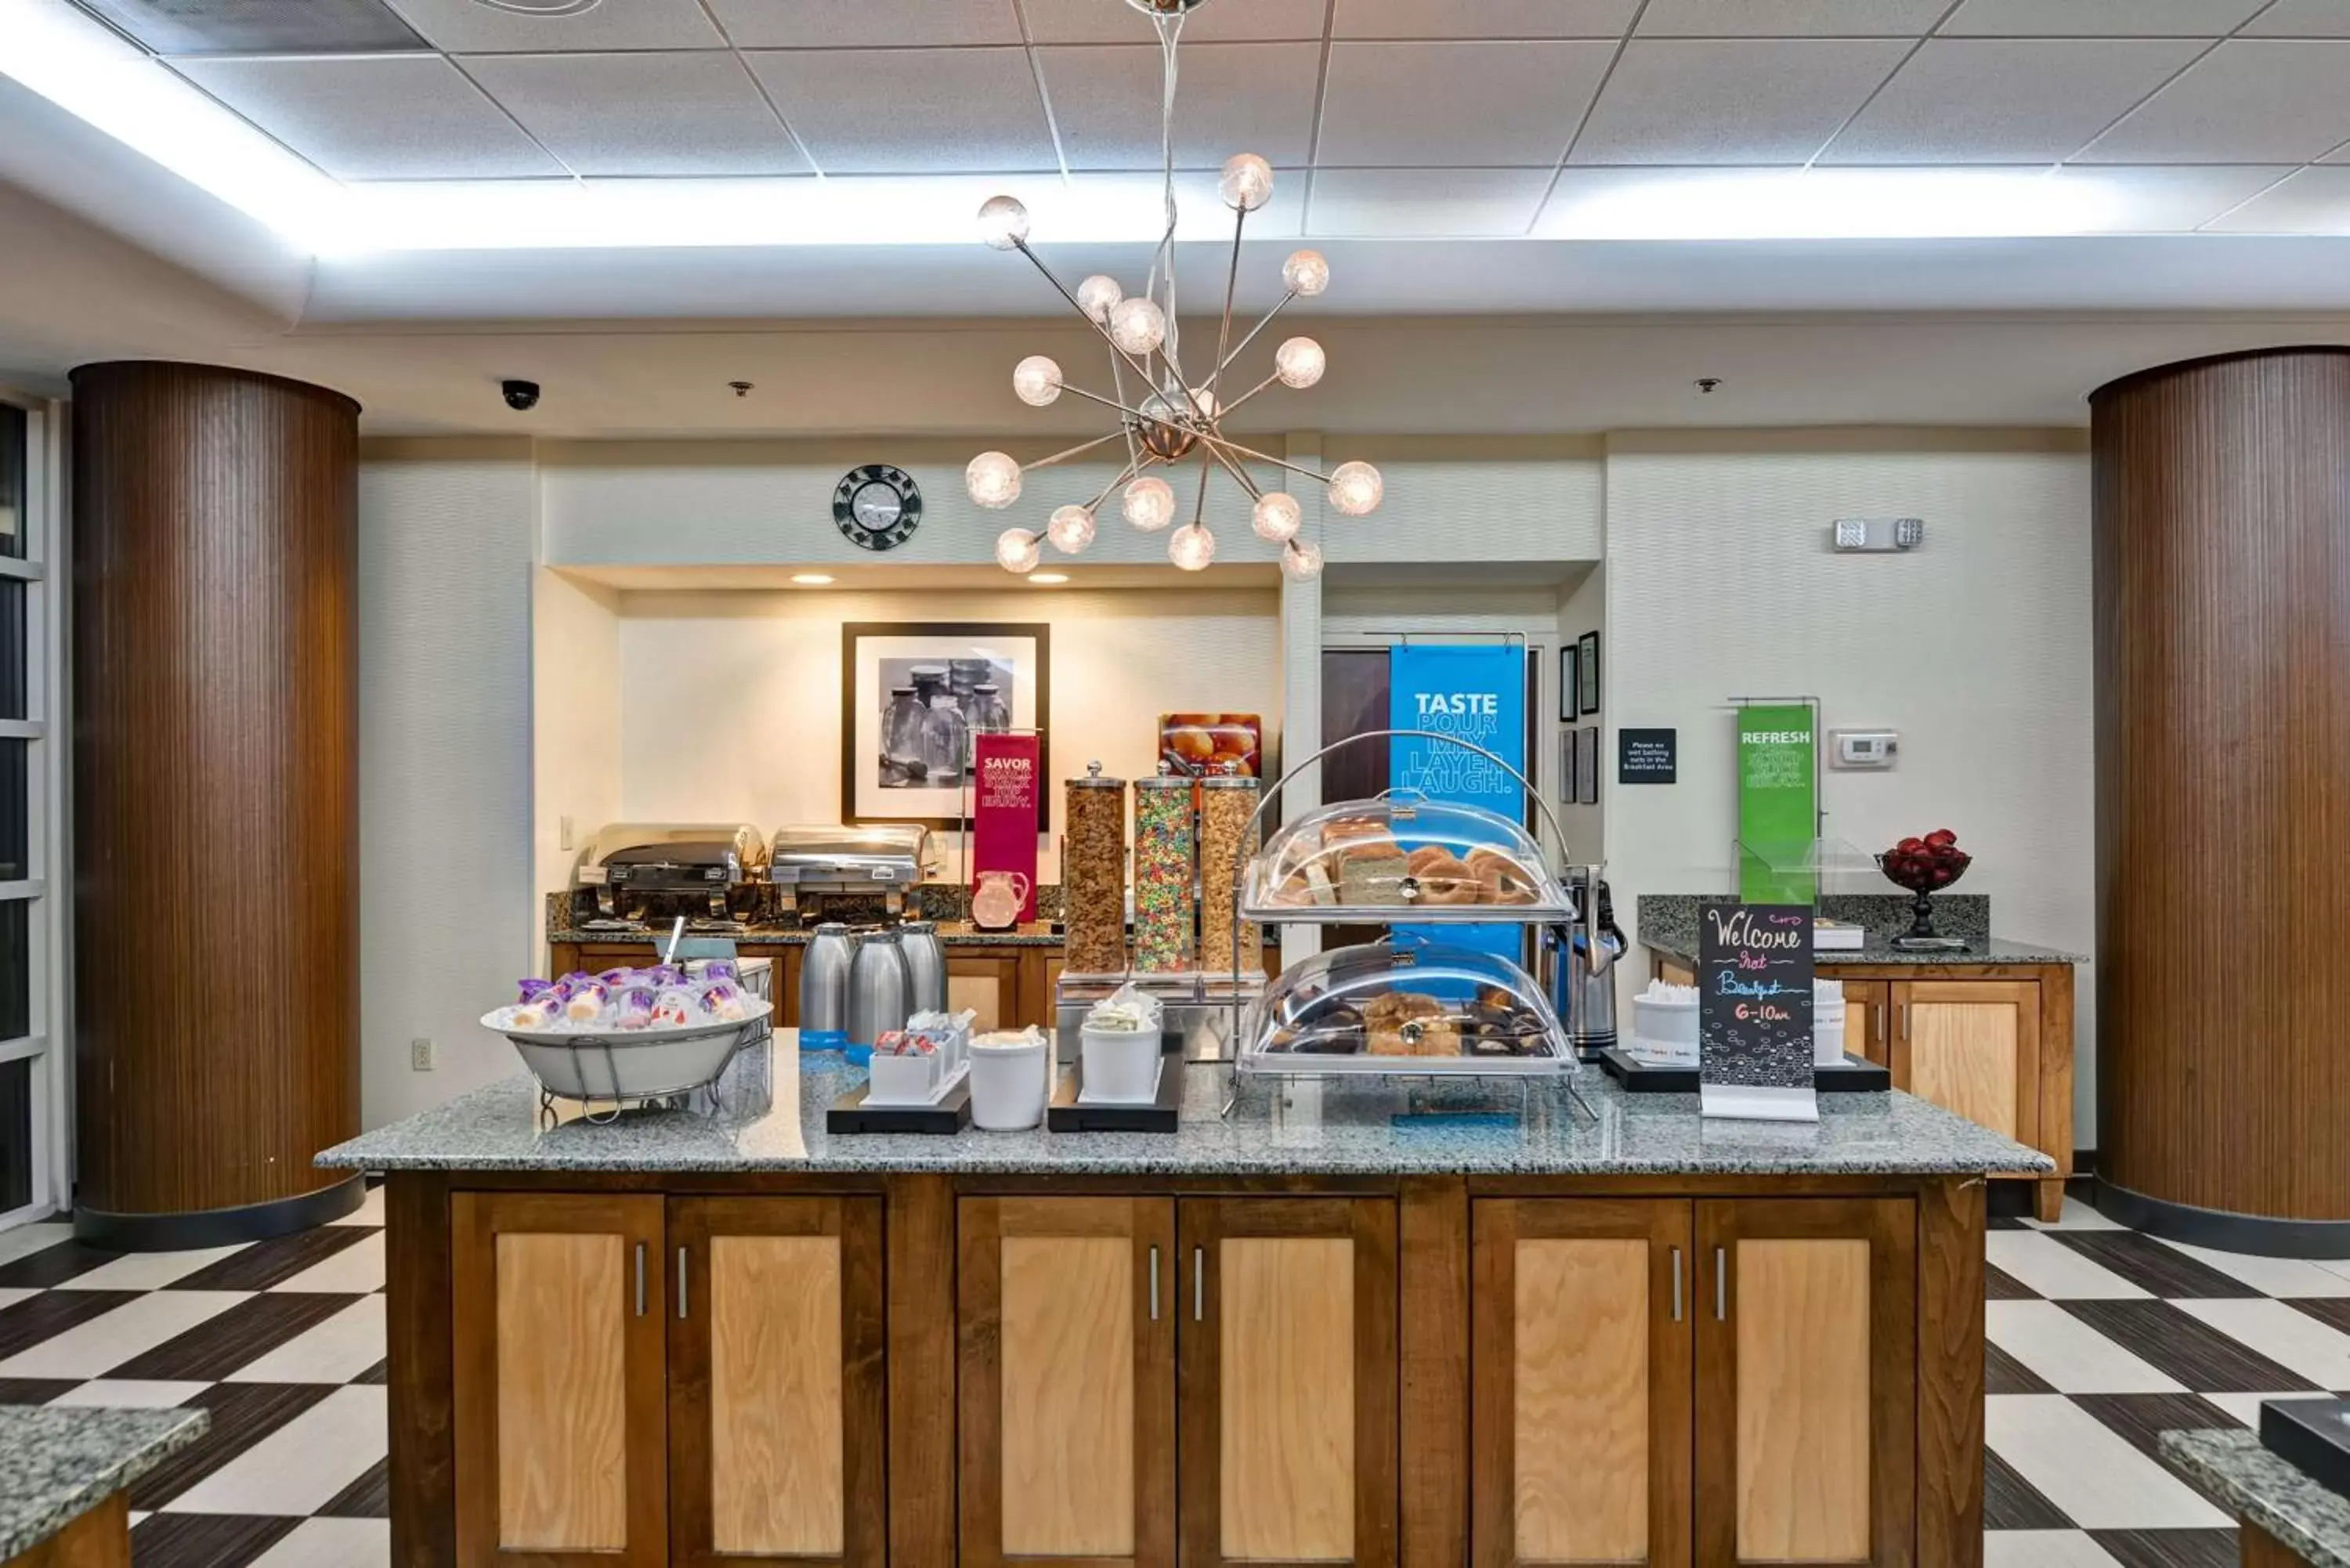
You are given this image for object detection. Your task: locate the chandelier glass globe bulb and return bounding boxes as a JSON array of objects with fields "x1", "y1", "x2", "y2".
[
  {"x1": 1281, "y1": 537, "x2": 1325, "y2": 582},
  {"x1": 1076, "y1": 274, "x2": 1124, "y2": 323},
  {"x1": 1251, "y1": 491, "x2": 1302, "y2": 544},
  {"x1": 966, "y1": 450, "x2": 1023, "y2": 510},
  {"x1": 1274, "y1": 337, "x2": 1326, "y2": 390},
  {"x1": 1012, "y1": 355, "x2": 1064, "y2": 407},
  {"x1": 995, "y1": 528, "x2": 1042, "y2": 574},
  {"x1": 1188, "y1": 385, "x2": 1222, "y2": 421},
  {"x1": 1169, "y1": 522, "x2": 1217, "y2": 572},
  {"x1": 1282, "y1": 248, "x2": 1331, "y2": 297},
  {"x1": 1122, "y1": 475, "x2": 1177, "y2": 532},
  {"x1": 1047, "y1": 504, "x2": 1097, "y2": 554},
  {"x1": 1110, "y1": 297, "x2": 1166, "y2": 356},
  {"x1": 1219, "y1": 154, "x2": 1275, "y2": 212},
  {"x1": 1326, "y1": 460, "x2": 1383, "y2": 517},
  {"x1": 978, "y1": 194, "x2": 1029, "y2": 251}
]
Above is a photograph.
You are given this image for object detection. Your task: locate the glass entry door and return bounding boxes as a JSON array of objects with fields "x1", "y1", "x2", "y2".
[{"x1": 0, "y1": 396, "x2": 60, "y2": 1230}]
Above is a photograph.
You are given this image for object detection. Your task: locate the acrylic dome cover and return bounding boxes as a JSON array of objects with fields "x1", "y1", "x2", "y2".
[
  {"x1": 1241, "y1": 939, "x2": 1569, "y2": 1074},
  {"x1": 1239, "y1": 794, "x2": 1568, "y2": 922}
]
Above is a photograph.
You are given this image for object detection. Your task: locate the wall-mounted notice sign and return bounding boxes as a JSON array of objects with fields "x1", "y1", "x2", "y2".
[
  {"x1": 1618, "y1": 728, "x2": 1677, "y2": 784},
  {"x1": 1698, "y1": 901, "x2": 1819, "y2": 1122}
]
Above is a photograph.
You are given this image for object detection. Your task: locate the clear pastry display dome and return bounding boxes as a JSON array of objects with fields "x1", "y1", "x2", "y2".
[
  {"x1": 1240, "y1": 938, "x2": 1571, "y2": 1075},
  {"x1": 1239, "y1": 794, "x2": 1570, "y2": 922}
]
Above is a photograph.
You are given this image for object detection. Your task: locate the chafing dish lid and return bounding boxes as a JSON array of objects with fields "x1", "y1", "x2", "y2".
[
  {"x1": 767, "y1": 823, "x2": 935, "y2": 882},
  {"x1": 575, "y1": 822, "x2": 768, "y2": 885}
]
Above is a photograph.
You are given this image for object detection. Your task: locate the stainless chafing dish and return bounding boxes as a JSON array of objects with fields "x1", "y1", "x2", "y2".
[
  {"x1": 575, "y1": 822, "x2": 768, "y2": 919},
  {"x1": 768, "y1": 824, "x2": 935, "y2": 916}
]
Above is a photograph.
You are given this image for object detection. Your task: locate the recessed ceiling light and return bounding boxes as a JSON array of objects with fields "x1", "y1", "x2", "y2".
[
  {"x1": 1029, "y1": 573, "x2": 1071, "y2": 586},
  {"x1": 790, "y1": 573, "x2": 834, "y2": 586}
]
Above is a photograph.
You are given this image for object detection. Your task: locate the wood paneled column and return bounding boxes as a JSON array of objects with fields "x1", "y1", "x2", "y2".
[
  {"x1": 2092, "y1": 346, "x2": 2350, "y2": 1255},
  {"x1": 70, "y1": 361, "x2": 362, "y2": 1247}
]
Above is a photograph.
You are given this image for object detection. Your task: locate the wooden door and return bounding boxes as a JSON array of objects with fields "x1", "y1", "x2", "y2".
[
  {"x1": 960, "y1": 1198, "x2": 1177, "y2": 1568},
  {"x1": 1694, "y1": 1198, "x2": 1916, "y2": 1568},
  {"x1": 1889, "y1": 981, "x2": 2041, "y2": 1146},
  {"x1": 453, "y1": 1193, "x2": 667, "y2": 1568},
  {"x1": 1837, "y1": 981, "x2": 1890, "y2": 1067},
  {"x1": 949, "y1": 954, "x2": 1022, "y2": 1033},
  {"x1": 1472, "y1": 1199, "x2": 1694, "y2": 1568},
  {"x1": 1178, "y1": 1198, "x2": 1399, "y2": 1568},
  {"x1": 667, "y1": 1197, "x2": 885, "y2": 1568}
]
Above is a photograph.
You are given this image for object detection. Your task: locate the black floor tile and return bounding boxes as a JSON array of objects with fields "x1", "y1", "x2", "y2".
[
  {"x1": 1985, "y1": 1447, "x2": 2073, "y2": 1530},
  {"x1": 0, "y1": 1241, "x2": 125, "y2": 1289},
  {"x1": 2059, "y1": 1299, "x2": 2323, "y2": 1393},
  {"x1": 2070, "y1": 1393, "x2": 2253, "y2": 1508},
  {"x1": 165, "y1": 1227, "x2": 370, "y2": 1292},
  {"x1": 1987, "y1": 1264, "x2": 2040, "y2": 1300},
  {"x1": 129, "y1": 1511, "x2": 301, "y2": 1568},
  {"x1": 113, "y1": 1292, "x2": 363, "y2": 1382},
  {"x1": 2048, "y1": 1233, "x2": 2263, "y2": 1299},
  {"x1": 128, "y1": 1383, "x2": 334, "y2": 1511},
  {"x1": 351, "y1": 1358, "x2": 387, "y2": 1385},
  {"x1": 1988, "y1": 1216, "x2": 2030, "y2": 1230},
  {"x1": 2286, "y1": 1298, "x2": 2350, "y2": 1335},
  {"x1": 1987, "y1": 1342, "x2": 2055, "y2": 1395},
  {"x1": 2091, "y1": 1530, "x2": 2241, "y2": 1568},
  {"x1": 0, "y1": 1377, "x2": 81, "y2": 1404},
  {"x1": 0, "y1": 1289, "x2": 141, "y2": 1360},
  {"x1": 319, "y1": 1457, "x2": 389, "y2": 1519}
]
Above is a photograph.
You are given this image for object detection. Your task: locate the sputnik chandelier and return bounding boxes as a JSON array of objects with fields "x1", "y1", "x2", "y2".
[{"x1": 964, "y1": 0, "x2": 1382, "y2": 580}]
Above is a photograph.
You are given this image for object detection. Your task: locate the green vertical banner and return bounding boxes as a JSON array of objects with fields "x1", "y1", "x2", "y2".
[{"x1": 1736, "y1": 704, "x2": 1817, "y2": 905}]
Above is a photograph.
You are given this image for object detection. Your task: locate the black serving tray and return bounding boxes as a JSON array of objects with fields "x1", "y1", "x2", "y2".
[
  {"x1": 1599, "y1": 1047, "x2": 1890, "y2": 1094},
  {"x1": 2261, "y1": 1398, "x2": 2350, "y2": 1499},
  {"x1": 1047, "y1": 1047, "x2": 1184, "y2": 1133},
  {"x1": 827, "y1": 1075, "x2": 972, "y2": 1135}
]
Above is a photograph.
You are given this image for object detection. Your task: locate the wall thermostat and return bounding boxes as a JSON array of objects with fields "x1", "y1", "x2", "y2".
[
  {"x1": 1828, "y1": 730, "x2": 1899, "y2": 770},
  {"x1": 1832, "y1": 517, "x2": 1924, "y2": 551}
]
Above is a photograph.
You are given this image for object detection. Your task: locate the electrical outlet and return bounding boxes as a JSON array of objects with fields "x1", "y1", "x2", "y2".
[
  {"x1": 410, "y1": 1037, "x2": 436, "y2": 1071},
  {"x1": 559, "y1": 815, "x2": 575, "y2": 853}
]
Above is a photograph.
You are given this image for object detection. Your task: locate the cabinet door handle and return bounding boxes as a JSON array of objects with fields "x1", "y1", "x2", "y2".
[
  {"x1": 1900, "y1": 1002, "x2": 1910, "y2": 1039},
  {"x1": 1714, "y1": 1245, "x2": 1727, "y2": 1321},
  {"x1": 1148, "y1": 1245, "x2": 1161, "y2": 1322},
  {"x1": 634, "y1": 1242, "x2": 647, "y2": 1318},
  {"x1": 1670, "y1": 1247, "x2": 1683, "y2": 1322},
  {"x1": 677, "y1": 1246, "x2": 689, "y2": 1321},
  {"x1": 1193, "y1": 1246, "x2": 1205, "y2": 1322}
]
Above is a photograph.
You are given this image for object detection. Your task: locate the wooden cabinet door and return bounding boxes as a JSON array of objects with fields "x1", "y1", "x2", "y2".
[
  {"x1": 1889, "y1": 981, "x2": 2041, "y2": 1147},
  {"x1": 949, "y1": 954, "x2": 1022, "y2": 1034},
  {"x1": 1837, "y1": 982, "x2": 1891, "y2": 1067},
  {"x1": 667, "y1": 1197, "x2": 884, "y2": 1568},
  {"x1": 452, "y1": 1193, "x2": 668, "y2": 1568},
  {"x1": 1472, "y1": 1199, "x2": 1694, "y2": 1568},
  {"x1": 1178, "y1": 1198, "x2": 1398, "y2": 1568},
  {"x1": 1694, "y1": 1199, "x2": 1916, "y2": 1568},
  {"x1": 959, "y1": 1198, "x2": 1177, "y2": 1568}
]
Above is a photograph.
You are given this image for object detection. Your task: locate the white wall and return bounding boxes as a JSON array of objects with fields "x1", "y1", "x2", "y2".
[
  {"x1": 533, "y1": 569, "x2": 621, "y2": 947},
  {"x1": 1601, "y1": 428, "x2": 2097, "y2": 1142},
  {"x1": 359, "y1": 439, "x2": 540, "y2": 1126}
]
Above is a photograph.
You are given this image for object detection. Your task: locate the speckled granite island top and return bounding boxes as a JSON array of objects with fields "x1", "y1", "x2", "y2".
[
  {"x1": 320, "y1": 1035, "x2": 2051, "y2": 1178},
  {"x1": 0, "y1": 1406, "x2": 209, "y2": 1560},
  {"x1": 2164, "y1": 1428, "x2": 2350, "y2": 1568},
  {"x1": 1643, "y1": 934, "x2": 2084, "y2": 966}
]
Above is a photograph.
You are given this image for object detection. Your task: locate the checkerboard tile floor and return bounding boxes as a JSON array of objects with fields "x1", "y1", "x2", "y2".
[{"x1": 6, "y1": 1185, "x2": 2350, "y2": 1567}]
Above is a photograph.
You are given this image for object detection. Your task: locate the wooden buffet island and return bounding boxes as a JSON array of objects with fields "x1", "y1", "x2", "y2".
[{"x1": 323, "y1": 1036, "x2": 2048, "y2": 1568}]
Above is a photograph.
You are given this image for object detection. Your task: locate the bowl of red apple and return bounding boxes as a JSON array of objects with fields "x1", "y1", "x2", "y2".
[{"x1": 1876, "y1": 829, "x2": 1970, "y2": 893}]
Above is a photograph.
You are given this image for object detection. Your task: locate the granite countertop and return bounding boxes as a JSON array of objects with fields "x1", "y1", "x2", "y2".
[
  {"x1": 1635, "y1": 890, "x2": 2081, "y2": 967},
  {"x1": 550, "y1": 922, "x2": 1068, "y2": 948},
  {"x1": 1642, "y1": 934, "x2": 2083, "y2": 966},
  {"x1": 320, "y1": 1033, "x2": 2052, "y2": 1179},
  {"x1": 2164, "y1": 1429, "x2": 2350, "y2": 1568},
  {"x1": 0, "y1": 1407, "x2": 210, "y2": 1559}
]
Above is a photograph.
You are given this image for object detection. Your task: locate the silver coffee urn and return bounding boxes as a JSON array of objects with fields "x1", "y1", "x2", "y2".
[
  {"x1": 898, "y1": 920, "x2": 947, "y2": 1017},
  {"x1": 847, "y1": 929, "x2": 910, "y2": 1053},
  {"x1": 801, "y1": 923, "x2": 854, "y2": 1050}
]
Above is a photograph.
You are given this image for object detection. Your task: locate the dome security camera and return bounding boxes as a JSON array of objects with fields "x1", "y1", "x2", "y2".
[{"x1": 501, "y1": 379, "x2": 540, "y2": 412}]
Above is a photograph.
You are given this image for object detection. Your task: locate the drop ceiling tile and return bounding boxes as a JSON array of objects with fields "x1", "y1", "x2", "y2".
[
  {"x1": 170, "y1": 56, "x2": 561, "y2": 179},
  {"x1": 464, "y1": 52, "x2": 808, "y2": 176},
  {"x1": 1021, "y1": 0, "x2": 1327, "y2": 44},
  {"x1": 1330, "y1": 0, "x2": 1640, "y2": 38},
  {"x1": 1635, "y1": 0, "x2": 1947, "y2": 35},
  {"x1": 1567, "y1": 38, "x2": 1909, "y2": 164},
  {"x1": 1307, "y1": 168, "x2": 1554, "y2": 234},
  {"x1": 2077, "y1": 40, "x2": 2350, "y2": 163},
  {"x1": 381, "y1": 0, "x2": 721, "y2": 52},
  {"x1": 82, "y1": 0, "x2": 424, "y2": 53},
  {"x1": 2245, "y1": 1, "x2": 2350, "y2": 37},
  {"x1": 1042, "y1": 42, "x2": 1321, "y2": 169},
  {"x1": 747, "y1": 48, "x2": 1057, "y2": 174},
  {"x1": 1938, "y1": 0, "x2": 2266, "y2": 34},
  {"x1": 1317, "y1": 40, "x2": 1616, "y2": 166},
  {"x1": 703, "y1": 0, "x2": 1025, "y2": 48},
  {"x1": 2044, "y1": 164, "x2": 2298, "y2": 229},
  {"x1": 1821, "y1": 38, "x2": 2203, "y2": 164},
  {"x1": 2201, "y1": 166, "x2": 2350, "y2": 230}
]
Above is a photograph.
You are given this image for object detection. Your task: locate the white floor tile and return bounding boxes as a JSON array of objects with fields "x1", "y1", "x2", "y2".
[
  {"x1": 1987, "y1": 1301, "x2": 2185, "y2": 1393},
  {"x1": 1987, "y1": 1232, "x2": 2153, "y2": 1301},
  {"x1": 1986, "y1": 1394, "x2": 2230, "y2": 1529},
  {"x1": 163, "y1": 1386, "x2": 386, "y2": 1516},
  {"x1": 0, "y1": 1291, "x2": 249, "y2": 1379},
  {"x1": 248, "y1": 1517, "x2": 391, "y2": 1568},
  {"x1": 2152, "y1": 1237, "x2": 2350, "y2": 1299},
  {"x1": 2178, "y1": 1299, "x2": 2350, "y2": 1390},
  {"x1": 0, "y1": 1223, "x2": 71, "y2": 1265},
  {"x1": 1984, "y1": 1530, "x2": 2125, "y2": 1568},
  {"x1": 2022, "y1": 1197, "x2": 2127, "y2": 1231},
  {"x1": 0, "y1": 1288, "x2": 34, "y2": 1311},
  {"x1": 228, "y1": 1296, "x2": 385, "y2": 1385},
  {"x1": 269, "y1": 1231, "x2": 383, "y2": 1295},
  {"x1": 2198, "y1": 1391, "x2": 2309, "y2": 1427},
  {"x1": 2316, "y1": 1257, "x2": 2350, "y2": 1285},
  {"x1": 45, "y1": 1380, "x2": 211, "y2": 1409},
  {"x1": 330, "y1": 1187, "x2": 385, "y2": 1228},
  {"x1": 70, "y1": 1244, "x2": 251, "y2": 1291}
]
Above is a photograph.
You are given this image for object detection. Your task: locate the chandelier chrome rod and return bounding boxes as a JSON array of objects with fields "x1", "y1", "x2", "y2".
[
  {"x1": 1190, "y1": 449, "x2": 1213, "y2": 528},
  {"x1": 1057, "y1": 382, "x2": 1155, "y2": 422},
  {"x1": 1021, "y1": 427, "x2": 1134, "y2": 472},
  {"x1": 1215, "y1": 371, "x2": 1284, "y2": 419},
  {"x1": 1014, "y1": 240, "x2": 1163, "y2": 392},
  {"x1": 1213, "y1": 289, "x2": 1300, "y2": 382},
  {"x1": 1200, "y1": 437, "x2": 1263, "y2": 500},
  {"x1": 1106, "y1": 347, "x2": 1143, "y2": 472},
  {"x1": 1087, "y1": 455, "x2": 1147, "y2": 512},
  {"x1": 1207, "y1": 201, "x2": 1248, "y2": 402},
  {"x1": 1202, "y1": 431, "x2": 1334, "y2": 486}
]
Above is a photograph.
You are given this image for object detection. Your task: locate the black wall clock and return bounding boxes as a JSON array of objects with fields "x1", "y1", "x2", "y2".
[{"x1": 833, "y1": 464, "x2": 923, "y2": 551}]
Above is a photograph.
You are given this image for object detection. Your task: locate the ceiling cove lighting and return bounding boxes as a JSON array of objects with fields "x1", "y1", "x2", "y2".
[{"x1": 967, "y1": 0, "x2": 1366, "y2": 580}]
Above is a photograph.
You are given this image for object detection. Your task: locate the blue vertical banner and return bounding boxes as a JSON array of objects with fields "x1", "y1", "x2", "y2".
[{"x1": 1388, "y1": 645, "x2": 1527, "y2": 959}]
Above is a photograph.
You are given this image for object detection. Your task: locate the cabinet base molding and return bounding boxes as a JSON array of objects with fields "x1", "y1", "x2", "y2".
[
  {"x1": 2095, "y1": 1180, "x2": 2350, "y2": 1259},
  {"x1": 74, "y1": 1173, "x2": 365, "y2": 1252}
]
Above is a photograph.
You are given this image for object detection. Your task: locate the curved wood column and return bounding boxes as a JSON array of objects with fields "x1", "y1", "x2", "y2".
[
  {"x1": 70, "y1": 361, "x2": 361, "y2": 1246},
  {"x1": 2092, "y1": 346, "x2": 2350, "y2": 1252}
]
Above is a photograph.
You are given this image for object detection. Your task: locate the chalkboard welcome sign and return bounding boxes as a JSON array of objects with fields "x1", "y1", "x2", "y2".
[{"x1": 1697, "y1": 901, "x2": 1820, "y2": 1122}]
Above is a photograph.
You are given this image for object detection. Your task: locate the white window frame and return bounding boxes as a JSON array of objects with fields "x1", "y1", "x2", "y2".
[{"x1": 0, "y1": 388, "x2": 67, "y2": 1231}]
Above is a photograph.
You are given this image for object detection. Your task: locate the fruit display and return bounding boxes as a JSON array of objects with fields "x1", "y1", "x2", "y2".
[{"x1": 1878, "y1": 827, "x2": 1972, "y2": 891}]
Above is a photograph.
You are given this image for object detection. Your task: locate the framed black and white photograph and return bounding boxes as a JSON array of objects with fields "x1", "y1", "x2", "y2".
[
  {"x1": 1559, "y1": 726, "x2": 1575, "y2": 803},
  {"x1": 841, "y1": 622, "x2": 1049, "y2": 828},
  {"x1": 1574, "y1": 724, "x2": 1600, "y2": 805},
  {"x1": 1577, "y1": 630, "x2": 1601, "y2": 716},
  {"x1": 1558, "y1": 643, "x2": 1580, "y2": 722}
]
